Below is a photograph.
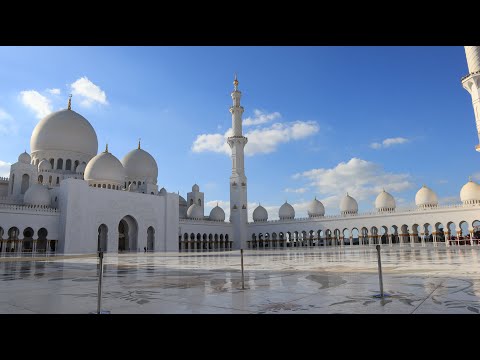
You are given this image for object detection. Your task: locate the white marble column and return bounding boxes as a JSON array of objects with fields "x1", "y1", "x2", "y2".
[
  {"x1": 388, "y1": 234, "x2": 392, "y2": 247},
  {"x1": 420, "y1": 233, "x2": 425, "y2": 247},
  {"x1": 445, "y1": 231, "x2": 450, "y2": 247}
]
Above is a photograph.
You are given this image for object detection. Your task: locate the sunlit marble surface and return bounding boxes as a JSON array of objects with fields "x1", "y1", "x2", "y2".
[{"x1": 1, "y1": 245, "x2": 480, "y2": 314}]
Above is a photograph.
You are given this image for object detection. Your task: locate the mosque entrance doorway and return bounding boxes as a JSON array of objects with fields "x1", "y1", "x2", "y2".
[{"x1": 118, "y1": 215, "x2": 138, "y2": 252}]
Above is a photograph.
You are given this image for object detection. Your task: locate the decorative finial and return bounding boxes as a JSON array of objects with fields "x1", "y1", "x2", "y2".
[
  {"x1": 67, "y1": 94, "x2": 72, "y2": 110},
  {"x1": 233, "y1": 73, "x2": 239, "y2": 90},
  {"x1": 138, "y1": 138, "x2": 141, "y2": 149},
  {"x1": 469, "y1": 176, "x2": 472, "y2": 182},
  {"x1": 314, "y1": 196, "x2": 317, "y2": 200},
  {"x1": 105, "y1": 143, "x2": 109, "y2": 153},
  {"x1": 216, "y1": 202, "x2": 218, "y2": 207}
]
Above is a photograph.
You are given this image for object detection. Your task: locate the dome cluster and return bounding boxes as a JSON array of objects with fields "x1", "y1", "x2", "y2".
[
  {"x1": 28, "y1": 106, "x2": 160, "y2": 192},
  {"x1": 250, "y1": 180, "x2": 480, "y2": 222}
]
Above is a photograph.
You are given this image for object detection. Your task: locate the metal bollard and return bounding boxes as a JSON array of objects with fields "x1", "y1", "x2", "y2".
[
  {"x1": 240, "y1": 248, "x2": 245, "y2": 290},
  {"x1": 374, "y1": 245, "x2": 390, "y2": 299},
  {"x1": 92, "y1": 251, "x2": 110, "y2": 314},
  {"x1": 376, "y1": 245, "x2": 384, "y2": 298}
]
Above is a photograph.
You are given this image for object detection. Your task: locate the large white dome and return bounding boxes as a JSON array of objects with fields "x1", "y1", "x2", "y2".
[
  {"x1": 209, "y1": 205, "x2": 225, "y2": 221},
  {"x1": 375, "y1": 189, "x2": 396, "y2": 211},
  {"x1": 279, "y1": 201, "x2": 295, "y2": 220},
  {"x1": 30, "y1": 109, "x2": 98, "y2": 157},
  {"x1": 308, "y1": 197, "x2": 325, "y2": 217},
  {"x1": 24, "y1": 183, "x2": 51, "y2": 207},
  {"x1": 84, "y1": 148, "x2": 125, "y2": 185},
  {"x1": 253, "y1": 204, "x2": 268, "y2": 222},
  {"x1": 121, "y1": 146, "x2": 158, "y2": 184},
  {"x1": 340, "y1": 193, "x2": 358, "y2": 215},
  {"x1": 415, "y1": 185, "x2": 438, "y2": 208},
  {"x1": 187, "y1": 203, "x2": 203, "y2": 219},
  {"x1": 460, "y1": 180, "x2": 480, "y2": 204}
]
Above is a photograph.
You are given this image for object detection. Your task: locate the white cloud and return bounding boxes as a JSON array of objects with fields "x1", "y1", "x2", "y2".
[
  {"x1": 70, "y1": 76, "x2": 108, "y2": 107},
  {"x1": 243, "y1": 109, "x2": 281, "y2": 126},
  {"x1": 293, "y1": 157, "x2": 414, "y2": 212},
  {"x1": 0, "y1": 108, "x2": 18, "y2": 135},
  {"x1": 370, "y1": 137, "x2": 409, "y2": 149},
  {"x1": 192, "y1": 120, "x2": 319, "y2": 156},
  {"x1": 438, "y1": 196, "x2": 460, "y2": 204},
  {"x1": 0, "y1": 160, "x2": 11, "y2": 177},
  {"x1": 471, "y1": 172, "x2": 480, "y2": 181},
  {"x1": 284, "y1": 187, "x2": 308, "y2": 194},
  {"x1": 47, "y1": 88, "x2": 61, "y2": 95},
  {"x1": 20, "y1": 90, "x2": 52, "y2": 119}
]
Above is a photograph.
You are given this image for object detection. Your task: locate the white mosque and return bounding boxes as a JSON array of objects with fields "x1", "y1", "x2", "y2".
[{"x1": 1, "y1": 46, "x2": 480, "y2": 254}]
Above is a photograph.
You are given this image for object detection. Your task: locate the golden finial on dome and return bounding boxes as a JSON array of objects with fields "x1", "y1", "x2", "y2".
[
  {"x1": 105, "y1": 143, "x2": 109, "y2": 153},
  {"x1": 469, "y1": 176, "x2": 472, "y2": 182},
  {"x1": 138, "y1": 138, "x2": 141, "y2": 150},
  {"x1": 68, "y1": 94, "x2": 72, "y2": 110},
  {"x1": 233, "y1": 73, "x2": 239, "y2": 89}
]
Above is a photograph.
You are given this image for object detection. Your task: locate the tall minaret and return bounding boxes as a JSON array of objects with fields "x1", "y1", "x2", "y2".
[
  {"x1": 461, "y1": 46, "x2": 480, "y2": 151},
  {"x1": 228, "y1": 74, "x2": 249, "y2": 249}
]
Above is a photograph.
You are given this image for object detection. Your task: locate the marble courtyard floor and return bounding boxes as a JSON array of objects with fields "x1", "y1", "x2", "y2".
[{"x1": 1, "y1": 245, "x2": 480, "y2": 314}]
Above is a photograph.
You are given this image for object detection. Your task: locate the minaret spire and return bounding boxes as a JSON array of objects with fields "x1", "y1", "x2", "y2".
[
  {"x1": 228, "y1": 74, "x2": 248, "y2": 250},
  {"x1": 461, "y1": 46, "x2": 480, "y2": 152},
  {"x1": 138, "y1": 138, "x2": 141, "y2": 149},
  {"x1": 67, "y1": 94, "x2": 72, "y2": 110},
  {"x1": 105, "y1": 143, "x2": 109, "y2": 153}
]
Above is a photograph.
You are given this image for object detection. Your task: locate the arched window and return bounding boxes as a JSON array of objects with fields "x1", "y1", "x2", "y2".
[
  {"x1": 38, "y1": 175, "x2": 43, "y2": 183},
  {"x1": 190, "y1": 199, "x2": 193, "y2": 205},
  {"x1": 49, "y1": 158, "x2": 54, "y2": 169},
  {"x1": 74, "y1": 160, "x2": 79, "y2": 171},
  {"x1": 49, "y1": 175, "x2": 52, "y2": 184},
  {"x1": 35, "y1": 159, "x2": 40, "y2": 166},
  {"x1": 65, "y1": 159, "x2": 72, "y2": 171},
  {"x1": 198, "y1": 199, "x2": 202, "y2": 206},
  {"x1": 102, "y1": 184, "x2": 106, "y2": 188},
  {"x1": 107, "y1": 184, "x2": 111, "y2": 189},
  {"x1": 21, "y1": 174, "x2": 30, "y2": 194},
  {"x1": 56, "y1": 177, "x2": 60, "y2": 185},
  {"x1": 57, "y1": 158, "x2": 63, "y2": 170}
]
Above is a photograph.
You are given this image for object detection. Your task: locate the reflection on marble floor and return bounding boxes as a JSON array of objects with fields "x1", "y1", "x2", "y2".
[{"x1": 1, "y1": 245, "x2": 480, "y2": 313}]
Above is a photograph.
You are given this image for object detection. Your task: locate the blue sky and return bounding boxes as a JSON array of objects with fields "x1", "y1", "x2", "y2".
[{"x1": 0, "y1": 46, "x2": 477, "y2": 219}]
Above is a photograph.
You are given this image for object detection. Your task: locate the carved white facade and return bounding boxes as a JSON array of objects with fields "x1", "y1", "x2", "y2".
[{"x1": 0, "y1": 47, "x2": 479, "y2": 254}]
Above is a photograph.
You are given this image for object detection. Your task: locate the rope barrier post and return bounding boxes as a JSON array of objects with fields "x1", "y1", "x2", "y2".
[
  {"x1": 376, "y1": 245, "x2": 384, "y2": 298},
  {"x1": 241, "y1": 248, "x2": 245, "y2": 290},
  {"x1": 373, "y1": 245, "x2": 390, "y2": 299},
  {"x1": 92, "y1": 251, "x2": 110, "y2": 314}
]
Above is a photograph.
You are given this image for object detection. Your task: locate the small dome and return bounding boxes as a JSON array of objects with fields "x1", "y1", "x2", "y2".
[
  {"x1": 279, "y1": 201, "x2": 295, "y2": 220},
  {"x1": 179, "y1": 195, "x2": 187, "y2": 206},
  {"x1": 375, "y1": 189, "x2": 396, "y2": 211},
  {"x1": 24, "y1": 183, "x2": 51, "y2": 206},
  {"x1": 192, "y1": 184, "x2": 199, "y2": 192},
  {"x1": 340, "y1": 193, "x2": 358, "y2": 215},
  {"x1": 460, "y1": 180, "x2": 480, "y2": 204},
  {"x1": 159, "y1": 187, "x2": 167, "y2": 195},
  {"x1": 18, "y1": 151, "x2": 31, "y2": 164},
  {"x1": 84, "y1": 148, "x2": 125, "y2": 185},
  {"x1": 121, "y1": 146, "x2": 158, "y2": 184},
  {"x1": 187, "y1": 203, "x2": 203, "y2": 219},
  {"x1": 308, "y1": 197, "x2": 325, "y2": 217},
  {"x1": 253, "y1": 204, "x2": 268, "y2": 222},
  {"x1": 209, "y1": 205, "x2": 225, "y2": 221},
  {"x1": 415, "y1": 185, "x2": 438, "y2": 208},
  {"x1": 38, "y1": 158, "x2": 52, "y2": 171},
  {"x1": 30, "y1": 109, "x2": 98, "y2": 157},
  {"x1": 75, "y1": 162, "x2": 86, "y2": 174}
]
